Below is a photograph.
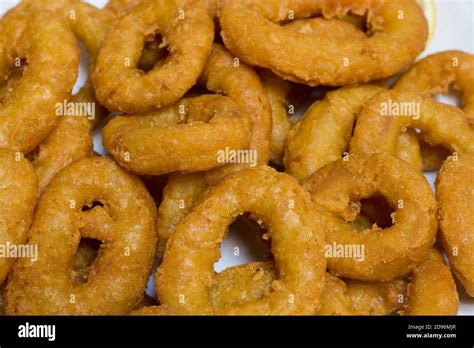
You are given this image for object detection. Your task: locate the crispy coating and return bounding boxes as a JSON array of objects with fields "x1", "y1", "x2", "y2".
[
  {"x1": 403, "y1": 250, "x2": 459, "y2": 315},
  {"x1": 0, "y1": 149, "x2": 37, "y2": 284},
  {"x1": 395, "y1": 51, "x2": 474, "y2": 170},
  {"x1": 345, "y1": 278, "x2": 407, "y2": 315},
  {"x1": 155, "y1": 173, "x2": 208, "y2": 260},
  {"x1": 200, "y1": 45, "x2": 272, "y2": 183},
  {"x1": 284, "y1": 86, "x2": 422, "y2": 182},
  {"x1": 155, "y1": 166, "x2": 326, "y2": 315},
  {"x1": 219, "y1": 0, "x2": 427, "y2": 86},
  {"x1": 437, "y1": 154, "x2": 474, "y2": 297},
  {"x1": 350, "y1": 90, "x2": 474, "y2": 158},
  {"x1": 103, "y1": 94, "x2": 250, "y2": 175},
  {"x1": 395, "y1": 129, "x2": 422, "y2": 172},
  {"x1": 303, "y1": 153, "x2": 437, "y2": 281},
  {"x1": 5, "y1": 157, "x2": 157, "y2": 315},
  {"x1": 105, "y1": 0, "x2": 219, "y2": 17},
  {"x1": 208, "y1": 261, "x2": 407, "y2": 315},
  {"x1": 5, "y1": 1, "x2": 108, "y2": 192},
  {"x1": 31, "y1": 82, "x2": 108, "y2": 194},
  {"x1": 259, "y1": 70, "x2": 292, "y2": 165},
  {"x1": 92, "y1": 0, "x2": 214, "y2": 113},
  {"x1": 395, "y1": 51, "x2": 474, "y2": 126},
  {"x1": 0, "y1": 10, "x2": 79, "y2": 153}
]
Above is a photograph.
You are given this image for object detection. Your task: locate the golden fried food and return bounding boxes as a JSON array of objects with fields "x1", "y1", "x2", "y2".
[
  {"x1": 0, "y1": 149, "x2": 37, "y2": 284},
  {"x1": 436, "y1": 153, "x2": 474, "y2": 297},
  {"x1": 5, "y1": 157, "x2": 157, "y2": 315},
  {"x1": 395, "y1": 50, "x2": 474, "y2": 170},
  {"x1": 284, "y1": 86, "x2": 422, "y2": 182},
  {"x1": 155, "y1": 173, "x2": 208, "y2": 260},
  {"x1": 150, "y1": 166, "x2": 326, "y2": 315},
  {"x1": 350, "y1": 90, "x2": 474, "y2": 158},
  {"x1": 200, "y1": 44, "x2": 272, "y2": 183},
  {"x1": 103, "y1": 94, "x2": 250, "y2": 175},
  {"x1": 31, "y1": 82, "x2": 107, "y2": 194},
  {"x1": 0, "y1": 9, "x2": 79, "y2": 153},
  {"x1": 403, "y1": 250, "x2": 459, "y2": 315},
  {"x1": 259, "y1": 70, "x2": 293, "y2": 165},
  {"x1": 303, "y1": 153, "x2": 437, "y2": 281},
  {"x1": 219, "y1": 0, "x2": 428, "y2": 86},
  {"x1": 92, "y1": 0, "x2": 214, "y2": 113},
  {"x1": 209, "y1": 261, "x2": 407, "y2": 316}
]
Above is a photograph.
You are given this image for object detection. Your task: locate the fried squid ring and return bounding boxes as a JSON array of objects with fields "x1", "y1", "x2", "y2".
[
  {"x1": 0, "y1": 10, "x2": 79, "y2": 153},
  {"x1": 31, "y1": 82, "x2": 108, "y2": 194},
  {"x1": 259, "y1": 70, "x2": 293, "y2": 166},
  {"x1": 395, "y1": 50, "x2": 474, "y2": 170},
  {"x1": 210, "y1": 250, "x2": 457, "y2": 315},
  {"x1": 403, "y1": 250, "x2": 458, "y2": 315},
  {"x1": 103, "y1": 94, "x2": 251, "y2": 175},
  {"x1": 350, "y1": 90, "x2": 474, "y2": 158},
  {"x1": 5, "y1": 157, "x2": 157, "y2": 315},
  {"x1": 436, "y1": 153, "x2": 474, "y2": 297},
  {"x1": 219, "y1": 0, "x2": 428, "y2": 86},
  {"x1": 105, "y1": 0, "x2": 219, "y2": 17},
  {"x1": 303, "y1": 153, "x2": 437, "y2": 281},
  {"x1": 0, "y1": 149, "x2": 37, "y2": 284},
  {"x1": 209, "y1": 262, "x2": 408, "y2": 316},
  {"x1": 92, "y1": 0, "x2": 214, "y2": 113},
  {"x1": 143, "y1": 166, "x2": 326, "y2": 315},
  {"x1": 200, "y1": 45, "x2": 272, "y2": 183},
  {"x1": 284, "y1": 86, "x2": 422, "y2": 183},
  {"x1": 155, "y1": 173, "x2": 208, "y2": 260}
]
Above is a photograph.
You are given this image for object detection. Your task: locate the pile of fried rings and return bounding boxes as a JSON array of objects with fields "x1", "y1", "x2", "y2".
[{"x1": 0, "y1": 0, "x2": 472, "y2": 316}]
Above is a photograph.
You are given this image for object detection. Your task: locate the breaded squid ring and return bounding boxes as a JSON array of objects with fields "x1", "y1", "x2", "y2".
[
  {"x1": 209, "y1": 262, "x2": 407, "y2": 316},
  {"x1": 155, "y1": 173, "x2": 208, "y2": 260},
  {"x1": 200, "y1": 45, "x2": 272, "y2": 183},
  {"x1": 105, "y1": 0, "x2": 219, "y2": 17},
  {"x1": 284, "y1": 86, "x2": 422, "y2": 182},
  {"x1": 92, "y1": 0, "x2": 214, "y2": 113},
  {"x1": 0, "y1": 10, "x2": 79, "y2": 153},
  {"x1": 31, "y1": 82, "x2": 107, "y2": 194},
  {"x1": 141, "y1": 166, "x2": 327, "y2": 315},
  {"x1": 303, "y1": 153, "x2": 437, "y2": 281},
  {"x1": 209, "y1": 250, "x2": 457, "y2": 315},
  {"x1": 350, "y1": 90, "x2": 474, "y2": 158},
  {"x1": 436, "y1": 153, "x2": 474, "y2": 297},
  {"x1": 6, "y1": 2, "x2": 110, "y2": 193},
  {"x1": 395, "y1": 51, "x2": 474, "y2": 170},
  {"x1": 103, "y1": 94, "x2": 251, "y2": 175},
  {"x1": 0, "y1": 149, "x2": 37, "y2": 284},
  {"x1": 103, "y1": 44, "x2": 270, "y2": 177},
  {"x1": 403, "y1": 250, "x2": 458, "y2": 315},
  {"x1": 5, "y1": 157, "x2": 157, "y2": 315},
  {"x1": 259, "y1": 70, "x2": 293, "y2": 166},
  {"x1": 219, "y1": 0, "x2": 428, "y2": 86}
]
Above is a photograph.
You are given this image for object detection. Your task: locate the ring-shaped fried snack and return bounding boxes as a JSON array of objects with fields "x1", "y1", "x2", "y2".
[
  {"x1": 403, "y1": 250, "x2": 458, "y2": 315},
  {"x1": 302, "y1": 153, "x2": 437, "y2": 281},
  {"x1": 144, "y1": 166, "x2": 326, "y2": 315},
  {"x1": 395, "y1": 50, "x2": 474, "y2": 170},
  {"x1": 219, "y1": 0, "x2": 428, "y2": 86},
  {"x1": 0, "y1": 10, "x2": 79, "y2": 153},
  {"x1": 350, "y1": 90, "x2": 474, "y2": 158},
  {"x1": 284, "y1": 86, "x2": 422, "y2": 182},
  {"x1": 103, "y1": 94, "x2": 251, "y2": 175},
  {"x1": 5, "y1": 157, "x2": 157, "y2": 315},
  {"x1": 436, "y1": 153, "x2": 474, "y2": 297},
  {"x1": 200, "y1": 45, "x2": 272, "y2": 183},
  {"x1": 0, "y1": 149, "x2": 37, "y2": 284},
  {"x1": 92, "y1": 0, "x2": 214, "y2": 113}
]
